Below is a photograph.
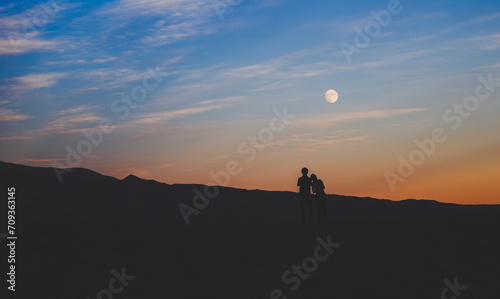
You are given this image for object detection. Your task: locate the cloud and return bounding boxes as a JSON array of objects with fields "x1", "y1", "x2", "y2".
[
  {"x1": 141, "y1": 17, "x2": 215, "y2": 46},
  {"x1": 38, "y1": 112, "x2": 101, "y2": 134},
  {"x1": 83, "y1": 68, "x2": 142, "y2": 82},
  {"x1": 168, "y1": 47, "x2": 333, "y2": 97},
  {"x1": 72, "y1": 67, "x2": 178, "y2": 93},
  {"x1": 14, "y1": 73, "x2": 67, "y2": 89},
  {"x1": 0, "y1": 3, "x2": 15, "y2": 13},
  {"x1": 394, "y1": 12, "x2": 449, "y2": 25},
  {"x1": 133, "y1": 105, "x2": 226, "y2": 124},
  {"x1": 0, "y1": 108, "x2": 33, "y2": 122},
  {"x1": 330, "y1": 49, "x2": 433, "y2": 72},
  {"x1": 295, "y1": 134, "x2": 372, "y2": 149},
  {"x1": 286, "y1": 129, "x2": 373, "y2": 152},
  {"x1": 54, "y1": 105, "x2": 101, "y2": 116},
  {"x1": 290, "y1": 108, "x2": 426, "y2": 129},
  {"x1": 46, "y1": 57, "x2": 118, "y2": 65},
  {"x1": 0, "y1": 1, "x2": 72, "y2": 55},
  {"x1": 472, "y1": 12, "x2": 500, "y2": 23},
  {"x1": 194, "y1": 96, "x2": 244, "y2": 106},
  {"x1": 0, "y1": 38, "x2": 56, "y2": 54},
  {"x1": 224, "y1": 48, "x2": 330, "y2": 80},
  {"x1": 0, "y1": 72, "x2": 67, "y2": 102},
  {"x1": 78, "y1": 0, "x2": 219, "y2": 48},
  {"x1": 0, "y1": 136, "x2": 37, "y2": 140},
  {"x1": 442, "y1": 34, "x2": 500, "y2": 51},
  {"x1": 132, "y1": 96, "x2": 242, "y2": 124},
  {"x1": 91, "y1": 57, "x2": 118, "y2": 63},
  {"x1": 251, "y1": 81, "x2": 292, "y2": 92},
  {"x1": 97, "y1": 0, "x2": 209, "y2": 17},
  {"x1": 471, "y1": 62, "x2": 500, "y2": 70}
]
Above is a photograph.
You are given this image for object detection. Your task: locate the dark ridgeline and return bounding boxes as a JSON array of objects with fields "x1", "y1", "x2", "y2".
[
  {"x1": 1, "y1": 160, "x2": 500, "y2": 298},
  {"x1": 1, "y1": 160, "x2": 499, "y2": 224}
]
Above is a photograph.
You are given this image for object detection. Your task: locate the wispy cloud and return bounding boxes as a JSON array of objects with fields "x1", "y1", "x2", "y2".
[
  {"x1": 394, "y1": 12, "x2": 449, "y2": 24},
  {"x1": 194, "y1": 96, "x2": 244, "y2": 106},
  {"x1": 0, "y1": 3, "x2": 15, "y2": 13},
  {"x1": 0, "y1": 38, "x2": 56, "y2": 54},
  {"x1": 14, "y1": 73, "x2": 67, "y2": 89},
  {"x1": 54, "y1": 105, "x2": 101, "y2": 116},
  {"x1": 0, "y1": 108, "x2": 33, "y2": 122},
  {"x1": 250, "y1": 81, "x2": 292, "y2": 92},
  {"x1": 471, "y1": 11, "x2": 500, "y2": 23},
  {"x1": 74, "y1": 0, "x2": 219, "y2": 49},
  {"x1": 46, "y1": 57, "x2": 118, "y2": 65},
  {"x1": 290, "y1": 108, "x2": 426, "y2": 129},
  {"x1": 96, "y1": 0, "x2": 211, "y2": 18},
  {"x1": 471, "y1": 62, "x2": 500, "y2": 70},
  {"x1": 287, "y1": 129, "x2": 372, "y2": 151},
  {"x1": 141, "y1": 17, "x2": 215, "y2": 46},
  {"x1": 0, "y1": 135, "x2": 37, "y2": 140},
  {"x1": 72, "y1": 67, "x2": 177, "y2": 93},
  {"x1": 132, "y1": 96, "x2": 243, "y2": 124},
  {"x1": 168, "y1": 48, "x2": 333, "y2": 97},
  {"x1": 442, "y1": 33, "x2": 500, "y2": 51},
  {"x1": 133, "y1": 104, "x2": 226, "y2": 124},
  {"x1": 0, "y1": 1, "x2": 72, "y2": 55},
  {"x1": 38, "y1": 112, "x2": 101, "y2": 135}
]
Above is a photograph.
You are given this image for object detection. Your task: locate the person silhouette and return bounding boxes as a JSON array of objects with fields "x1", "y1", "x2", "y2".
[
  {"x1": 297, "y1": 167, "x2": 313, "y2": 224},
  {"x1": 311, "y1": 174, "x2": 327, "y2": 223}
]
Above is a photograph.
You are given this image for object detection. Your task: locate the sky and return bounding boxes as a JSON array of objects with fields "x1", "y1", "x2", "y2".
[{"x1": 0, "y1": 0, "x2": 499, "y2": 204}]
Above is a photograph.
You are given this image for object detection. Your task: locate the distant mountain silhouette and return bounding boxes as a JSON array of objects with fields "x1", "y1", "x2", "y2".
[
  {"x1": 2, "y1": 160, "x2": 500, "y2": 298},
  {"x1": 1, "y1": 160, "x2": 499, "y2": 224}
]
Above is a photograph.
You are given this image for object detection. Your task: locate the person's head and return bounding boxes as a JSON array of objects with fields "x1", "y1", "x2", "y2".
[
  {"x1": 301, "y1": 167, "x2": 308, "y2": 175},
  {"x1": 310, "y1": 174, "x2": 317, "y2": 181}
]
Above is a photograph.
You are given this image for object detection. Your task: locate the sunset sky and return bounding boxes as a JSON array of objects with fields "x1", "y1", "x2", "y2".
[{"x1": 1, "y1": 0, "x2": 499, "y2": 204}]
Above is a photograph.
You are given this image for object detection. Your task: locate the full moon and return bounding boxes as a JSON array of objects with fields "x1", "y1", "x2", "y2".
[{"x1": 325, "y1": 89, "x2": 339, "y2": 103}]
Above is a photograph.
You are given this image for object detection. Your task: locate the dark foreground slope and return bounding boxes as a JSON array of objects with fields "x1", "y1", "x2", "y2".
[
  {"x1": 10, "y1": 213, "x2": 500, "y2": 298},
  {"x1": 1, "y1": 161, "x2": 499, "y2": 224},
  {"x1": 1, "y1": 161, "x2": 499, "y2": 298}
]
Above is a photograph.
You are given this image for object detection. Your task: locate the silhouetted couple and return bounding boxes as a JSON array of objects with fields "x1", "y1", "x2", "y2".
[{"x1": 297, "y1": 167, "x2": 328, "y2": 223}]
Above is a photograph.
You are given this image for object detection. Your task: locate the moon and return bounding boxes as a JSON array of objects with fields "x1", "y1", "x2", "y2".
[{"x1": 325, "y1": 89, "x2": 339, "y2": 103}]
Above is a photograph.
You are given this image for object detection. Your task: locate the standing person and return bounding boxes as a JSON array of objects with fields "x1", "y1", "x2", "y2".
[
  {"x1": 311, "y1": 174, "x2": 328, "y2": 223},
  {"x1": 297, "y1": 167, "x2": 313, "y2": 224}
]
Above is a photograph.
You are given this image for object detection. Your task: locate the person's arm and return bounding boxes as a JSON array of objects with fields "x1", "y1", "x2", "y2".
[{"x1": 297, "y1": 178, "x2": 300, "y2": 187}]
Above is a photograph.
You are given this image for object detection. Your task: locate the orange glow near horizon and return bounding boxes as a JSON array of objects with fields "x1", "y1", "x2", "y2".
[{"x1": 73, "y1": 135, "x2": 500, "y2": 205}]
